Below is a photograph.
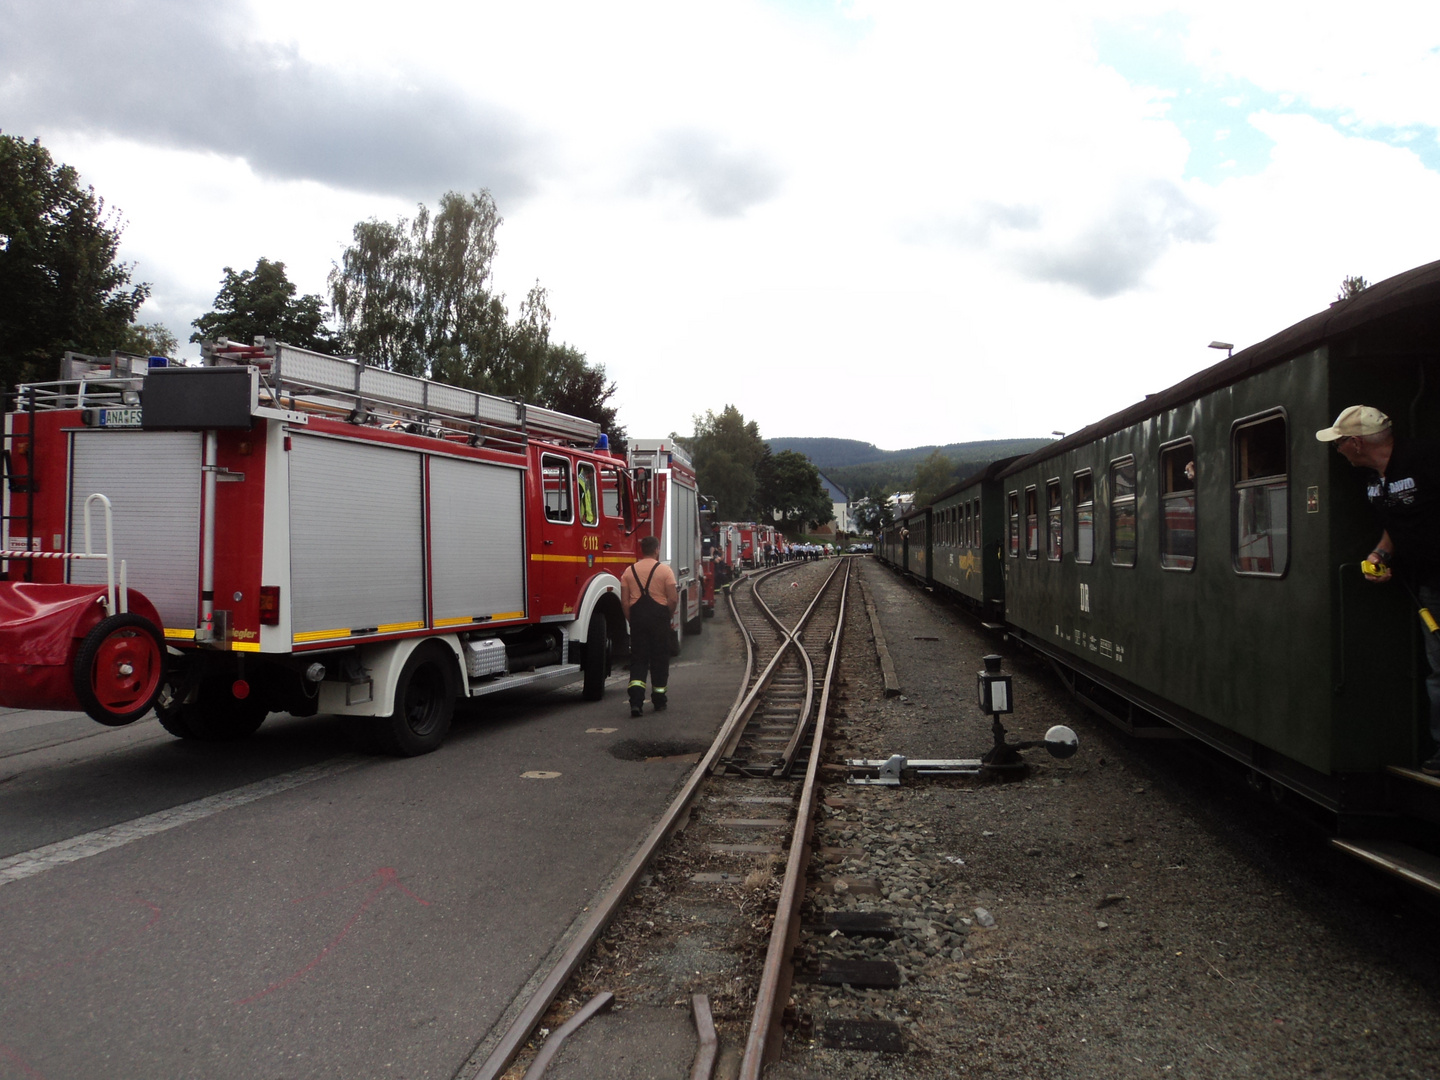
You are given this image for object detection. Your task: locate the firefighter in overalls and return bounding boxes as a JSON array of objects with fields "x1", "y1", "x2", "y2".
[{"x1": 621, "y1": 535, "x2": 680, "y2": 717}]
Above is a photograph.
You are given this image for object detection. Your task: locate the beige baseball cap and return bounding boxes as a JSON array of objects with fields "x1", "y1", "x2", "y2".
[{"x1": 1315, "y1": 405, "x2": 1391, "y2": 442}]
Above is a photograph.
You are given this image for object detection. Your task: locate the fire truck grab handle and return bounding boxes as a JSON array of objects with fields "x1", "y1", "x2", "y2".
[{"x1": 544, "y1": 540, "x2": 554, "y2": 545}]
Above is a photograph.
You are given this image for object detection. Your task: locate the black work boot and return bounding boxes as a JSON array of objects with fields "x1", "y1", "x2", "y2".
[{"x1": 652, "y1": 689, "x2": 668, "y2": 712}]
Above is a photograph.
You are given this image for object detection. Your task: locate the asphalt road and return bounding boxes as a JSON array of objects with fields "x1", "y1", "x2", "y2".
[{"x1": 0, "y1": 618, "x2": 743, "y2": 1080}]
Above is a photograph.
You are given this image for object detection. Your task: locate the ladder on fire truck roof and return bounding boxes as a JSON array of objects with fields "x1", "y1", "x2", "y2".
[
  {"x1": 205, "y1": 339, "x2": 602, "y2": 451},
  {"x1": 11, "y1": 341, "x2": 604, "y2": 454}
]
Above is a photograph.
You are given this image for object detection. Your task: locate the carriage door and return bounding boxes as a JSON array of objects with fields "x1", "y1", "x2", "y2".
[{"x1": 537, "y1": 453, "x2": 579, "y2": 618}]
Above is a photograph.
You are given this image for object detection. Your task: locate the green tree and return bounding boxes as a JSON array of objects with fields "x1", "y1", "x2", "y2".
[
  {"x1": 191, "y1": 258, "x2": 337, "y2": 352},
  {"x1": 0, "y1": 134, "x2": 149, "y2": 393},
  {"x1": 329, "y1": 191, "x2": 506, "y2": 381},
  {"x1": 911, "y1": 449, "x2": 955, "y2": 508},
  {"x1": 328, "y1": 192, "x2": 619, "y2": 437},
  {"x1": 851, "y1": 481, "x2": 896, "y2": 534},
  {"x1": 758, "y1": 449, "x2": 834, "y2": 531},
  {"x1": 115, "y1": 322, "x2": 178, "y2": 358},
  {"x1": 686, "y1": 405, "x2": 768, "y2": 519},
  {"x1": 1337, "y1": 274, "x2": 1370, "y2": 302}
]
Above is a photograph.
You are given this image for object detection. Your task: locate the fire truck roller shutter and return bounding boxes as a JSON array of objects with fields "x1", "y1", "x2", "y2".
[
  {"x1": 428, "y1": 455, "x2": 525, "y2": 624},
  {"x1": 68, "y1": 430, "x2": 203, "y2": 631},
  {"x1": 289, "y1": 435, "x2": 425, "y2": 637}
]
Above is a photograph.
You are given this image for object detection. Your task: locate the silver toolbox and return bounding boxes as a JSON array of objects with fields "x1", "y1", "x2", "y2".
[{"x1": 465, "y1": 637, "x2": 508, "y2": 679}]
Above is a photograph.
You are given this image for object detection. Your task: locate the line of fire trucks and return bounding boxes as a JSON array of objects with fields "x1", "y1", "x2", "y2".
[{"x1": 0, "y1": 341, "x2": 830, "y2": 756}]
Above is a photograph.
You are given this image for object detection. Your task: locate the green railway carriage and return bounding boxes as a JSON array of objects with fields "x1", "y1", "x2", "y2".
[
  {"x1": 929, "y1": 457, "x2": 1020, "y2": 619},
  {"x1": 880, "y1": 520, "x2": 905, "y2": 568},
  {"x1": 1000, "y1": 260, "x2": 1440, "y2": 817},
  {"x1": 900, "y1": 506, "x2": 930, "y2": 582}
]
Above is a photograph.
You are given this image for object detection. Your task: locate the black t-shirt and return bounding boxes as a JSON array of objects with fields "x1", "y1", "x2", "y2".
[{"x1": 1363, "y1": 438, "x2": 1440, "y2": 588}]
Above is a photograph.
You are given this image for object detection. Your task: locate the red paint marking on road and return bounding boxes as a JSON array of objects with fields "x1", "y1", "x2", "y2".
[
  {"x1": 235, "y1": 867, "x2": 430, "y2": 1005},
  {"x1": 3, "y1": 897, "x2": 162, "y2": 989},
  {"x1": 0, "y1": 1042, "x2": 49, "y2": 1080}
]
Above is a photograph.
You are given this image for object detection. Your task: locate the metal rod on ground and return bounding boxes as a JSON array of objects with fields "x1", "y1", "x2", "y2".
[
  {"x1": 690, "y1": 994, "x2": 718, "y2": 1080},
  {"x1": 520, "y1": 991, "x2": 614, "y2": 1080}
]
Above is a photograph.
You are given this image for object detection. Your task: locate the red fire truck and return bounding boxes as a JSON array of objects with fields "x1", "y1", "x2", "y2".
[
  {"x1": 0, "y1": 341, "x2": 655, "y2": 755},
  {"x1": 625, "y1": 438, "x2": 703, "y2": 643},
  {"x1": 733, "y1": 522, "x2": 778, "y2": 568}
]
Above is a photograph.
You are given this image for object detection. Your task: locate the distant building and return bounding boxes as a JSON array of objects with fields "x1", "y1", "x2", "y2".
[
  {"x1": 817, "y1": 471, "x2": 850, "y2": 534},
  {"x1": 890, "y1": 492, "x2": 914, "y2": 517}
]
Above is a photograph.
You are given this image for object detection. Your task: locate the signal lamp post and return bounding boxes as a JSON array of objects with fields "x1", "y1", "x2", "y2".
[{"x1": 976, "y1": 653, "x2": 1079, "y2": 770}]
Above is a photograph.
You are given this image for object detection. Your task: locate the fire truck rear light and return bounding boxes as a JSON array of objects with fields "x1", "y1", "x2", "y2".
[
  {"x1": 232, "y1": 679, "x2": 250, "y2": 699},
  {"x1": 259, "y1": 586, "x2": 280, "y2": 625}
]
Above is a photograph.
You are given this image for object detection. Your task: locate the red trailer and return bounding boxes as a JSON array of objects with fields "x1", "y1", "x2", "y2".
[{"x1": 0, "y1": 341, "x2": 653, "y2": 754}]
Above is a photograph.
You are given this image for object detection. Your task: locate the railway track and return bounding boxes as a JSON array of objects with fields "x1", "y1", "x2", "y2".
[{"x1": 470, "y1": 557, "x2": 853, "y2": 1080}]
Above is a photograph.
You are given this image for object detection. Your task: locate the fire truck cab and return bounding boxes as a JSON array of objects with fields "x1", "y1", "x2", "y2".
[{"x1": 0, "y1": 341, "x2": 654, "y2": 755}]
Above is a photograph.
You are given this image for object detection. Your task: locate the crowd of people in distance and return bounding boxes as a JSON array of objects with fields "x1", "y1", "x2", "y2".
[{"x1": 763, "y1": 541, "x2": 833, "y2": 565}]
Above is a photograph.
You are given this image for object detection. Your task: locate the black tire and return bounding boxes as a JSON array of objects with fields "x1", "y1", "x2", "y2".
[
  {"x1": 685, "y1": 596, "x2": 704, "y2": 636},
  {"x1": 156, "y1": 676, "x2": 268, "y2": 742},
  {"x1": 370, "y1": 643, "x2": 457, "y2": 756},
  {"x1": 73, "y1": 613, "x2": 165, "y2": 726},
  {"x1": 582, "y1": 609, "x2": 610, "y2": 701}
]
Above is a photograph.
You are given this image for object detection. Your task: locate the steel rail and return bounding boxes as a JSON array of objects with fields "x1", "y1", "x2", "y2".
[
  {"x1": 771, "y1": 559, "x2": 849, "y2": 777},
  {"x1": 739, "y1": 557, "x2": 853, "y2": 1078},
  {"x1": 468, "y1": 563, "x2": 841, "y2": 1080},
  {"x1": 717, "y1": 558, "x2": 846, "y2": 771}
]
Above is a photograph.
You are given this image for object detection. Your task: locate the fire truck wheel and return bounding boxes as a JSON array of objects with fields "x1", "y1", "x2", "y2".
[
  {"x1": 372, "y1": 643, "x2": 456, "y2": 756},
  {"x1": 581, "y1": 610, "x2": 610, "y2": 702},
  {"x1": 73, "y1": 613, "x2": 166, "y2": 726}
]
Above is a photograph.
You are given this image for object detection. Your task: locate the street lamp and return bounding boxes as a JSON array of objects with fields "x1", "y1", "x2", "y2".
[{"x1": 1208, "y1": 340, "x2": 1234, "y2": 358}]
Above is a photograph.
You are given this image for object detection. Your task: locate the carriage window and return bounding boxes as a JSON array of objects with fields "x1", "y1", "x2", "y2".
[
  {"x1": 542, "y1": 454, "x2": 573, "y2": 522},
  {"x1": 576, "y1": 462, "x2": 599, "y2": 526},
  {"x1": 1025, "y1": 486, "x2": 1039, "y2": 559},
  {"x1": 1008, "y1": 491, "x2": 1020, "y2": 557},
  {"x1": 1233, "y1": 414, "x2": 1288, "y2": 576},
  {"x1": 1046, "y1": 479, "x2": 1062, "y2": 561},
  {"x1": 974, "y1": 499, "x2": 981, "y2": 547},
  {"x1": 1160, "y1": 441, "x2": 1196, "y2": 571},
  {"x1": 962, "y1": 503, "x2": 971, "y2": 548},
  {"x1": 1110, "y1": 457, "x2": 1136, "y2": 567},
  {"x1": 1074, "y1": 471, "x2": 1094, "y2": 565}
]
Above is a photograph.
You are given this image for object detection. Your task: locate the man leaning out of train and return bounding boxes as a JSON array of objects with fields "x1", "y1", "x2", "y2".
[{"x1": 1318, "y1": 405, "x2": 1440, "y2": 775}]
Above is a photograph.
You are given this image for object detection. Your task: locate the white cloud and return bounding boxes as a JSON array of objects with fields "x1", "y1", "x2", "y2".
[{"x1": 7, "y1": 0, "x2": 1440, "y2": 451}]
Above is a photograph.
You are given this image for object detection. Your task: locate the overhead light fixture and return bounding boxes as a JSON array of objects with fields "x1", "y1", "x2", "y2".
[{"x1": 1208, "y1": 340, "x2": 1234, "y2": 358}]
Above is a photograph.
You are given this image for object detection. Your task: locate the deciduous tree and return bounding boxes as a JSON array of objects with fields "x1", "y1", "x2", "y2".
[
  {"x1": 0, "y1": 134, "x2": 149, "y2": 392},
  {"x1": 116, "y1": 322, "x2": 178, "y2": 358},
  {"x1": 851, "y1": 481, "x2": 897, "y2": 534},
  {"x1": 191, "y1": 257, "x2": 337, "y2": 353},
  {"x1": 328, "y1": 192, "x2": 619, "y2": 439},
  {"x1": 911, "y1": 449, "x2": 955, "y2": 508},
  {"x1": 686, "y1": 406, "x2": 768, "y2": 519},
  {"x1": 758, "y1": 449, "x2": 834, "y2": 531},
  {"x1": 1337, "y1": 274, "x2": 1371, "y2": 301}
]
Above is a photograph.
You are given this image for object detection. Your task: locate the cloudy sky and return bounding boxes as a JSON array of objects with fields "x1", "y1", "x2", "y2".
[{"x1": 5, "y1": 0, "x2": 1439, "y2": 450}]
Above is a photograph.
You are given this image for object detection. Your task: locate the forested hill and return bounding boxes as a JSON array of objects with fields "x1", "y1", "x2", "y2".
[{"x1": 768, "y1": 436, "x2": 1053, "y2": 494}]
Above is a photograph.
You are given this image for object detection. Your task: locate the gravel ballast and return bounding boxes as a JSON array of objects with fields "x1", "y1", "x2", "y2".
[{"x1": 773, "y1": 559, "x2": 1440, "y2": 1079}]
